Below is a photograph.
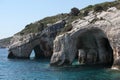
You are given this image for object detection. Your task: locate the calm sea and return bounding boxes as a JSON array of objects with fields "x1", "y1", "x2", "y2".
[{"x1": 0, "y1": 49, "x2": 120, "y2": 80}]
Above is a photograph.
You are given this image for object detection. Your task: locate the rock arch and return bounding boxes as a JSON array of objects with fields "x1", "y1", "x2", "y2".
[
  {"x1": 50, "y1": 27, "x2": 113, "y2": 67},
  {"x1": 77, "y1": 28, "x2": 113, "y2": 66},
  {"x1": 8, "y1": 38, "x2": 52, "y2": 59},
  {"x1": 8, "y1": 20, "x2": 66, "y2": 59},
  {"x1": 32, "y1": 45, "x2": 45, "y2": 59}
]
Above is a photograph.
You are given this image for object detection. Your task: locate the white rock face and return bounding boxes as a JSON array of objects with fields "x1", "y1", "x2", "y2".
[
  {"x1": 8, "y1": 20, "x2": 66, "y2": 59},
  {"x1": 8, "y1": 7, "x2": 120, "y2": 69},
  {"x1": 50, "y1": 7, "x2": 120, "y2": 68},
  {"x1": 51, "y1": 27, "x2": 113, "y2": 66}
]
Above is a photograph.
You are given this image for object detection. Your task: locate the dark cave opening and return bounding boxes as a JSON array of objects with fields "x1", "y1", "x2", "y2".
[
  {"x1": 76, "y1": 28, "x2": 113, "y2": 67},
  {"x1": 99, "y1": 37, "x2": 114, "y2": 66},
  {"x1": 30, "y1": 45, "x2": 45, "y2": 59},
  {"x1": 8, "y1": 51, "x2": 16, "y2": 59}
]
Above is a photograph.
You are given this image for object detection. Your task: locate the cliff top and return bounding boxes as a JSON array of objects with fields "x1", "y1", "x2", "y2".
[{"x1": 16, "y1": 0, "x2": 120, "y2": 36}]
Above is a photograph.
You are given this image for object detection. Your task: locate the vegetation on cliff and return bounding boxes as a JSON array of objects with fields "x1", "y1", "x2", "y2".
[
  {"x1": 0, "y1": 37, "x2": 12, "y2": 48},
  {"x1": 17, "y1": 14, "x2": 68, "y2": 35},
  {"x1": 15, "y1": 0, "x2": 120, "y2": 36}
]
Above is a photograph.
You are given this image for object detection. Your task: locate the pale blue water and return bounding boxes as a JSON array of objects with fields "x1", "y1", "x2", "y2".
[{"x1": 0, "y1": 49, "x2": 120, "y2": 80}]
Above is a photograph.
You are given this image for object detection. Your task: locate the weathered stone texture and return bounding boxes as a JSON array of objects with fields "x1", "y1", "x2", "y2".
[
  {"x1": 8, "y1": 20, "x2": 66, "y2": 59},
  {"x1": 50, "y1": 7, "x2": 120, "y2": 69},
  {"x1": 8, "y1": 7, "x2": 120, "y2": 69}
]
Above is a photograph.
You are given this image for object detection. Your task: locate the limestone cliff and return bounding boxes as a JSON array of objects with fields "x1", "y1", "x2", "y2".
[
  {"x1": 8, "y1": 1, "x2": 120, "y2": 69},
  {"x1": 50, "y1": 7, "x2": 120, "y2": 69},
  {"x1": 8, "y1": 20, "x2": 66, "y2": 59}
]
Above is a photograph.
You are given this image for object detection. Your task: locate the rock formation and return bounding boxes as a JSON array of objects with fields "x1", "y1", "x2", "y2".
[
  {"x1": 50, "y1": 27, "x2": 113, "y2": 66},
  {"x1": 8, "y1": 20, "x2": 66, "y2": 59},
  {"x1": 50, "y1": 7, "x2": 120, "y2": 69},
  {"x1": 8, "y1": 6, "x2": 120, "y2": 69}
]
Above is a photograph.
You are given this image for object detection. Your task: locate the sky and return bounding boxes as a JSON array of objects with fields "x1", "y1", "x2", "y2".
[{"x1": 0, "y1": 0, "x2": 114, "y2": 39}]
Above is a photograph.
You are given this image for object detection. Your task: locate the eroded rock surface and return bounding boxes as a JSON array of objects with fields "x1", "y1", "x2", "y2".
[
  {"x1": 50, "y1": 7, "x2": 120, "y2": 68},
  {"x1": 50, "y1": 27, "x2": 113, "y2": 66},
  {"x1": 8, "y1": 20, "x2": 66, "y2": 59},
  {"x1": 8, "y1": 7, "x2": 120, "y2": 69}
]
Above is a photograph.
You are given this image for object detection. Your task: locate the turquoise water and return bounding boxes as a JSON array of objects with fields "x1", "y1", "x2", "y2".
[{"x1": 0, "y1": 49, "x2": 120, "y2": 80}]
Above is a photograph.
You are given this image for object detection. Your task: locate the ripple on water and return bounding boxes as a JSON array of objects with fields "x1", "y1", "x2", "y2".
[
  {"x1": 0, "y1": 74, "x2": 6, "y2": 80},
  {"x1": 0, "y1": 49, "x2": 120, "y2": 80}
]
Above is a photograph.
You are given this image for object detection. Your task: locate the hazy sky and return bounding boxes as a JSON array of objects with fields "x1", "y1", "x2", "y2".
[{"x1": 0, "y1": 0, "x2": 114, "y2": 39}]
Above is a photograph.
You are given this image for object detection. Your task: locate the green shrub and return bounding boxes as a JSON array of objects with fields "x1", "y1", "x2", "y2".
[
  {"x1": 83, "y1": 10, "x2": 89, "y2": 16},
  {"x1": 82, "y1": 5, "x2": 93, "y2": 11},
  {"x1": 16, "y1": 13, "x2": 68, "y2": 35},
  {"x1": 16, "y1": 0, "x2": 120, "y2": 36},
  {"x1": 62, "y1": 24, "x2": 72, "y2": 32},
  {"x1": 94, "y1": 5, "x2": 104, "y2": 12},
  {"x1": 70, "y1": 7, "x2": 80, "y2": 16}
]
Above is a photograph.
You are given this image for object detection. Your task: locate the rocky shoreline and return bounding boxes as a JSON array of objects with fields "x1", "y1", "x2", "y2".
[
  {"x1": 6, "y1": 1, "x2": 120, "y2": 70},
  {"x1": 50, "y1": 7, "x2": 120, "y2": 69},
  {"x1": 0, "y1": 37, "x2": 12, "y2": 48}
]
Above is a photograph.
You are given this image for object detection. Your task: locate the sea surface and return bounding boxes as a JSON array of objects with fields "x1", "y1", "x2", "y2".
[{"x1": 0, "y1": 49, "x2": 120, "y2": 80}]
